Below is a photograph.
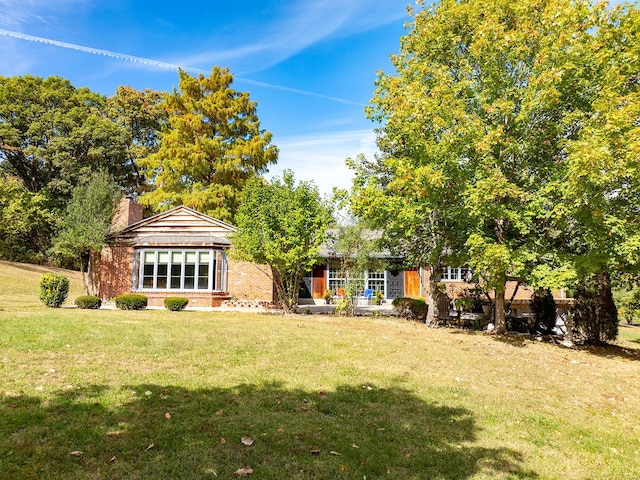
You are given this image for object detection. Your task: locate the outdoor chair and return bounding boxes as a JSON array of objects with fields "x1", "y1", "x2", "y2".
[
  {"x1": 361, "y1": 288, "x2": 374, "y2": 306},
  {"x1": 436, "y1": 292, "x2": 453, "y2": 326}
]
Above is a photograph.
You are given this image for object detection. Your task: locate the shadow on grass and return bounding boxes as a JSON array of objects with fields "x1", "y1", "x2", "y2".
[
  {"x1": 0, "y1": 383, "x2": 538, "y2": 480},
  {"x1": 488, "y1": 331, "x2": 640, "y2": 361},
  {"x1": 577, "y1": 343, "x2": 640, "y2": 361},
  {"x1": 491, "y1": 333, "x2": 530, "y2": 348}
]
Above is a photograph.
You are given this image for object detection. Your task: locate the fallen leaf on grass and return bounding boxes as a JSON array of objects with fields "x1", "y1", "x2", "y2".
[
  {"x1": 215, "y1": 409, "x2": 224, "y2": 415},
  {"x1": 352, "y1": 444, "x2": 360, "y2": 449},
  {"x1": 109, "y1": 456, "x2": 117, "y2": 462},
  {"x1": 241, "y1": 436, "x2": 254, "y2": 446},
  {"x1": 145, "y1": 443, "x2": 154, "y2": 451},
  {"x1": 165, "y1": 412, "x2": 172, "y2": 419},
  {"x1": 220, "y1": 438, "x2": 227, "y2": 444},
  {"x1": 310, "y1": 449, "x2": 321, "y2": 455},
  {"x1": 234, "y1": 466, "x2": 254, "y2": 477},
  {"x1": 69, "y1": 451, "x2": 83, "y2": 456},
  {"x1": 330, "y1": 451, "x2": 341, "y2": 456}
]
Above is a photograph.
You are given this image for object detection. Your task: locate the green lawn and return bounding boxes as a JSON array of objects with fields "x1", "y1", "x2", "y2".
[{"x1": 1, "y1": 261, "x2": 639, "y2": 479}]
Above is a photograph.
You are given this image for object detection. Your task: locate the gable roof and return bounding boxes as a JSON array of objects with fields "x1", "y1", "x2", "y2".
[{"x1": 115, "y1": 205, "x2": 236, "y2": 247}]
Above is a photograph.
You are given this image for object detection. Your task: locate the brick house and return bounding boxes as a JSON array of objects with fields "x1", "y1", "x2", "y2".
[
  {"x1": 300, "y1": 264, "x2": 421, "y2": 303},
  {"x1": 301, "y1": 257, "x2": 567, "y2": 314},
  {"x1": 97, "y1": 199, "x2": 274, "y2": 307}
]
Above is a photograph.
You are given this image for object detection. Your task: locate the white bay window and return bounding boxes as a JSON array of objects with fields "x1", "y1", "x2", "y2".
[{"x1": 136, "y1": 249, "x2": 226, "y2": 291}]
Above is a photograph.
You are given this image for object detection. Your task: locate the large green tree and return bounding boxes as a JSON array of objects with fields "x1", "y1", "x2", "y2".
[
  {"x1": 347, "y1": 151, "x2": 469, "y2": 324},
  {"x1": 0, "y1": 75, "x2": 136, "y2": 199},
  {"x1": 352, "y1": 0, "x2": 639, "y2": 334},
  {"x1": 138, "y1": 67, "x2": 279, "y2": 223},
  {"x1": 231, "y1": 170, "x2": 332, "y2": 313},
  {"x1": 546, "y1": 3, "x2": 640, "y2": 343},
  {"x1": 106, "y1": 86, "x2": 166, "y2": 195}
]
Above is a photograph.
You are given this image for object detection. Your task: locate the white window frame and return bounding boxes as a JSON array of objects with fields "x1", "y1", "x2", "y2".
[
  {"x1": 134, "y1": 248, "x2": 227, "y2": 292},
  {"x1": 441, "y1": 266, "x2": 472, "y2": 282},
  {"x1": 326, "y1": 261, "x2": 387, "y2": 297},
  {"x1": 365, "y1": 270, "x2": 386, "y2": 297}
]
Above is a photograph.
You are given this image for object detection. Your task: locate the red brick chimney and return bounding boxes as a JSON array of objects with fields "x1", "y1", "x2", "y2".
[{"x1": 112, "y1": 197, "x2": 144, "y2": 232}]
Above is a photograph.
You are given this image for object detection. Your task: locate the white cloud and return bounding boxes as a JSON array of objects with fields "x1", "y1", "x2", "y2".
[
  {"x1": 171, "y1": 0, "x2": 407, "y2": 73},
  {"x1": 0, "y1": 28, "x2": 363, "y2": 104},
  {"x1": 0, "y1": 0, "x2": 89, "y2": 28},
  {"x1": 269, "y1": 129, "x2": 379, "y2": 197}
]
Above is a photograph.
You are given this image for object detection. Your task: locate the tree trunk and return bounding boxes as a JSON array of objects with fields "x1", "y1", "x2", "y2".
[
  {"x1": 86, "y1": 253, "x2": 97, "y2": 296},
  {"x1": 494, "y1": 288, "x2": 507, "y2": 334},
  {"x1": 426, "y1": 271, "x2": 439, "y2": 326},
  {"x1": 80, "y1": 256, "x2": 89, "y2": 296}
]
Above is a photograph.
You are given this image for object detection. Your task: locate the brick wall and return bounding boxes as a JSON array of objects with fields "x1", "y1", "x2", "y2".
[
  {"x1": 143, "y1": 291, "x2": 230, "y2": 307},
  {"x1": 99, "y1": 246, "x2": 274, "y2": 305},
  {"x1": 227, "y1": 258, "x2": 274, "y2": 302},
  {"x1": 112, "y1": 198, "x2": 144, "y2": 232},
  {"x1": 420, "y1": 266, "x2": 565, "y2": 301},
  {"x1": 98, "y1": 244, "x2": 135, "y2": 299}
]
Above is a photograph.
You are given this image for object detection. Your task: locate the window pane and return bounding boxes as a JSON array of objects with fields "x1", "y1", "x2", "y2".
[
  {"x1": 213, "y1": 258, "x2": 220, "y2": 290},
  {"x1": 142, "y1": 264, "x2": 154, "y2": 289},
  {"x1": 158, "y1": 252, "x2": 169, "y2": 263},
  {"x1": 185, "y1": 252, "x2": 197, "y2": 263},
  {"x1": 170, "y1": 264, "x2": 181, "y2": 289},
  {"x1": 172, "y1": 252, "x2": 183, "y2": 263},
  {"x1": 157, "y1": 264, "x2": 168, "y2": 288},
  {"x1": 199, "y1": 252, "x2": 210, "y2": 263},
  {"x1": 184, "y1": 263, "x2": 195, "y2": 289},
  {"x1": 198, "y1": 264, "x2": 209, "y2": 289},
  {"x1": 144, "y1": 251, "x2": 155, "y2": 263}
]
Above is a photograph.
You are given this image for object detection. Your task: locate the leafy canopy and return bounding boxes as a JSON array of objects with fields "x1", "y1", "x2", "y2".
[
  {"x1": 351, "y1": 0, "x2": 640, "y2": 333},
  {"x1": 0, "y1": 176, "x2": 55, "y2": 262},
  {"x1": 0, "y1": 75, "x2": 147, "y2": 199},
  {"x1": 231, "y1": 170, "x2": 332, "y2": 313},
  {"x1": 138, "y1": 67, "x2": 278, "y2": 223},
  {"x1": 50, "y1": 171, "x2": 122, "y2": 293}
]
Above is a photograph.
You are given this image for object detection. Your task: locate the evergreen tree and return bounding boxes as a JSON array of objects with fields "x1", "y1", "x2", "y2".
[{"x1": 138, "y1": 67, "x2": 278, "y2": 223}]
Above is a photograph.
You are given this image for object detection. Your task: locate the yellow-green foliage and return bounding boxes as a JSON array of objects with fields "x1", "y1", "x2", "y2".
[{"x1": 38, "y1": 273, "x2": 69, "y2": 308}]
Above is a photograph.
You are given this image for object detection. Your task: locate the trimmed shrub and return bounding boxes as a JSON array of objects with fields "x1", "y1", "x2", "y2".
[
  {"x1": 164, "y1": 296, "x2": 189, "y2": 311},
  {"x1": 392, "y1": 297, "x2": 413, "y2": 318},
  {"x1": 411, "y1": 298, "x2": 428, "y2": 322},
  {"x1": 39, "y1": 273, "x2": 69, "y2": 308},
  {"x1": 74, "y1": 295, "x2": 102, "y2": 309},
  {"x1": 392, "y1": 297, "x2": 428, "y2": 322},
  {"x1": 114, "y1": 293, "x2": 148, "y2": 310}
]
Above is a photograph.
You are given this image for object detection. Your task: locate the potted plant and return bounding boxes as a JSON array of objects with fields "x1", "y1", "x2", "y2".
[
  {"x1": 374, "y1": 290, "x2": 385, "y2": 305},
  {"x1": 454, "y1": 295, "x2": 475, "y2": 312},
  {"x1": 323, "y1": 289, "x2": 334, "y2": 305}
]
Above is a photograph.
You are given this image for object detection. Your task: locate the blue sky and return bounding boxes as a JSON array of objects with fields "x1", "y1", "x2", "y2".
[{"x1": 0, "y1": 0, "x2": 413, "y2": 196}]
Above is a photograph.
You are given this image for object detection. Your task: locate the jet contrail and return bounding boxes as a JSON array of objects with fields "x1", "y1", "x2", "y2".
[{"x1": 0, "y1": 28, "x2": 364, "y2": 106}]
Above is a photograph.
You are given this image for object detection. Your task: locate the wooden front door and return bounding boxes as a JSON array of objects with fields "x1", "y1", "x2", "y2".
[{"x1": 404, "y1": 269, "x2": 421, "y2": 298}]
